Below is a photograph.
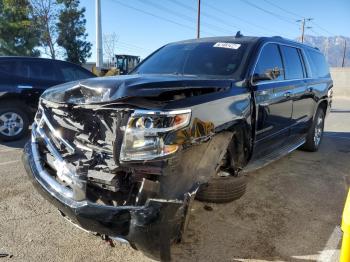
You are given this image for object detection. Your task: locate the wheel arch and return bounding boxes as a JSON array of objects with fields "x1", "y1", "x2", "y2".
[
  {"x1": 225, "y1": 119, "x2": 253, "y2": 171},
  {"x1": 314, "y1": 99, "x2": 328, "y2": 120},
  {"x1": 0, "y1": 93, "x2": 34, "y2": 118}
]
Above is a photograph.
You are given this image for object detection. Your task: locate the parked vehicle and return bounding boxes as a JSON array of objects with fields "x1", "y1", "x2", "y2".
[
  {"x1": 0, "y1": 57, "x2": 96, "y2": 141},
  {"x1": 22, "y1": 36, "x2": 332, "y2": 260}
]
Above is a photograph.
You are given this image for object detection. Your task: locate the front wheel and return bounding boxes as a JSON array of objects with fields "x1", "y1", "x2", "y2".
[
  {"x1": 301, "y1": 108, "x2": 325, "y2": 152},
  {"x1": 195, "y1": 172, "x2": 247, "y2": 203},
  {"x1": 0, "y1": 104, "x2": 29, "y2": 141}
]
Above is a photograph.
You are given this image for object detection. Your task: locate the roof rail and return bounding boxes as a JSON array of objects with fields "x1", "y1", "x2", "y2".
[
  {"x1": 314, "y1": 47, "x2": 320, "y2": 50},
  {"x1": 272, "y1": 36, "x2": 283, "y2": 39}
]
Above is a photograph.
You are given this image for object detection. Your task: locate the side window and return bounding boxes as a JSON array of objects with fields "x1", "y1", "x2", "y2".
[
  {"x1": 58, "y1": 63, "x2": 93, "y2": 82},
  {"x1": 29, "y1": 61, "x2": 57, "y2": 81},
  {"x1": 254, "y1": 43, "x2": 284, "y2": 82},
  {"x1": 0, "y1": 60, "x2": 17, "y2": 76},
  {"x1": 15, "y1": 61, "x2": 31, "y2": 78},
  {"x1": 305, "y1": 50, "x2": 330, "y2": 78},
  {"x1": 16, "y1": 60, "x2": 57, "y2": 80},
  {"x1": 280, "y1": 46, "x2": 304, "y2": 79}
]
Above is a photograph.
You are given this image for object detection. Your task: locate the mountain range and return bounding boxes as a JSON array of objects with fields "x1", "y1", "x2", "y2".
[{"x1": 300, "y1": 35, "x2": 349, "y2": 67}]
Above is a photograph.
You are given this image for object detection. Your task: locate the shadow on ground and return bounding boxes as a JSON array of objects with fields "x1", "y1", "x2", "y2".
[
  {"x1": 172, "y1": 132, "x2": 349, "y2": 261},
  {"x1": 0, "y1": 135, "x2": 29, "y2": 149}
]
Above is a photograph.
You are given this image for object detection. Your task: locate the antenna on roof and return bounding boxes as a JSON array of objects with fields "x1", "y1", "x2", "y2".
[{"x1": 235, "y1": 31, "x2": 243, "y2": 38}]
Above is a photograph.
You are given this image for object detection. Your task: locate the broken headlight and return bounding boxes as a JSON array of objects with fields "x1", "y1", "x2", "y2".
[
  {"x1": 120, "y1": 109, "x2": 191, "y2": 161},
  {"x1": 41, "y1": 81, "x2": 113, "y2": 104}
]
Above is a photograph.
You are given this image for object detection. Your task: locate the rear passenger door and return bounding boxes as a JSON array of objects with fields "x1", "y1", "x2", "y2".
[
  {"x1": 279, "y1": 45, "x2": 313, "y2": 136},
  {"x1": 252, "y1": 43, "x2": 294, "y2": 157}
]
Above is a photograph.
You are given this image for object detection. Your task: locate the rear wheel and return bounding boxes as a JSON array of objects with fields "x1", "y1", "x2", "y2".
[
  {"x1": 0, "y1": 103, "x2": 29, "y2": 141},
  {"x1": 301, "y1": 107, "x2": 325, "y2": 152},
  {"x1": 195, "y1": 171, "x2": 247, "y2": 203}
]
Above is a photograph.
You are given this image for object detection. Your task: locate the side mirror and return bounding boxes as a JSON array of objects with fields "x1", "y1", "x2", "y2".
[{"x1": 252, "y1": 67, "x2": 281, "y2": 83}]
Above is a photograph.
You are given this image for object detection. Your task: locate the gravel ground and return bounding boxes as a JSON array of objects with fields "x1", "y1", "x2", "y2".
[{"x1": 0, "y1": 98, "x2": 349, "y2": 262}]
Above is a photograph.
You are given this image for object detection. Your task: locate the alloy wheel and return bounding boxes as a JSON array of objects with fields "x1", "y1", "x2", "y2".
[
  {"x1": 0, "y1": 112, "x2": 24, "y2": 137},
  {"x1": 314, "y1": 114, "x2": 324, "y2": 146}
]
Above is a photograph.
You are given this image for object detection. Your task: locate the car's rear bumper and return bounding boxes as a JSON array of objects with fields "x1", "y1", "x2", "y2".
[{"x1": 22, "y1": 139, "x2": 192, "y2": 260}]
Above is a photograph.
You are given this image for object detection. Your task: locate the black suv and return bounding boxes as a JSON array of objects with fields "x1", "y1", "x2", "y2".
[
  {"x1": 0, "y1": 57, "x2": 95, "y2": 141},
  {"x1": 23, "y1": 36, "x2": 332, "y2": 260}
]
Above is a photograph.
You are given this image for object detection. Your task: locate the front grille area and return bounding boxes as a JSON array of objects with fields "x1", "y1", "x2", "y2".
[
  {"x1": 38, "y1": 101, "x2": 130, "y2": 167},
  {"x1": 32, "y1": 100, "x2": 135, "y2": 202}
]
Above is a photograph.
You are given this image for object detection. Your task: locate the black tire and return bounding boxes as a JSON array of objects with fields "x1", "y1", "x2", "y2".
[
  {"x1": 0, "y1": 102, "x2": 30, "y2": 141},
  {"x1": 301, "y1": 107, "x2": 325, "y2": 152},
  {"x1": 195, "y1": 175, "x2": 247, "y2": 203}
]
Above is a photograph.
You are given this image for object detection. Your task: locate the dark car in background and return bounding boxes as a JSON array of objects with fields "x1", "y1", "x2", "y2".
[{"x1": 0, "y1": 57, "x2": 95, "y2": 141}]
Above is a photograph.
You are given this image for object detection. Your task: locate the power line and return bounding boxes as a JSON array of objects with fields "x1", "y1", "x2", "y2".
[
  {"x1": 137, "y1": 0, "x2": 234, "y2": 35},
  {"x1": 203, "y1": 1, "x2": 281, "y2": 35},
  {"x1": 261, "y1": 0, "x2": 303, "y2": 19},
  {"x1": 118, "y1": 41, "x2": 153, "y2": 52},
  {"x1": 240, "y1": 0, "x2": 296, "y2": 26},
  {"x1": 258, "y1": 0, "x2": 336, "y2": 37},
  {"x1": 312, "y1": 21, "x2": 335, "y2": 36},
  {"x1": 169, "y1": 0, "x2": 246, "y2": 34},
  {"x1": 111, "y1": 0, "x2": 215, "y2": 37}
]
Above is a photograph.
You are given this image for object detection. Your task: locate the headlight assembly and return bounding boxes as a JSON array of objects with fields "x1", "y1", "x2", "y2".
[
  {"x1": 120, "y1": 109, "x2": 191, "y2": 161},
  {"x1": 41, "y1": 82, "x2": 114, "y2": 104}
]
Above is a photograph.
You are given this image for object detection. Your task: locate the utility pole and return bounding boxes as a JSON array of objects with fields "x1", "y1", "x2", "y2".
[
  {"x1": 96, "y1": 0, "x2": 103, "y2": 68},
  {"x1": 297, "y1": 18, "x2": 313, "y2": 43},
  {"x1": 342, "y1": 39, "x2": 347, "y2": 67},
  {"x1": 197, "y1": 0, "x2": 201, "y2": 39}
]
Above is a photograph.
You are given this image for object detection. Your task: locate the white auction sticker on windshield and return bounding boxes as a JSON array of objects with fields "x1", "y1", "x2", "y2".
[{"x1": 213, "y1": 42, "x2": 241, "y2": 49}]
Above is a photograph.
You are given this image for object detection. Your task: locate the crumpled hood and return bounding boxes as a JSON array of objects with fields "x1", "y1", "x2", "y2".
[{"x1": 41, "y1": 74, "x2": 233, "y2": 105}]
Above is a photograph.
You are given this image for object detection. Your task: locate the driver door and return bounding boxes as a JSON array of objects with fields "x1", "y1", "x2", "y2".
[{"x1": 252, "y1": 43, "x2": 294, "y2": 158}]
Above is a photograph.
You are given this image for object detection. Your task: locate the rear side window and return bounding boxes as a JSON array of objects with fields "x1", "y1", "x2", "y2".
[
  {"x1": 58, "y1": 63, "x2": 93, "y2": 82},
  {"x1": 305, "y1": 50, "x2": 330, "y2": 78},
  {"x1": 0, "y1": 60, "x2": 16, "y2": 76},
  {"x1": 280, "y1": 46, "x2": 304, "y2": 79},
  {"x1": 15, "y1": 60, "x2": 57, "y2": 80},
  {"x1": 254, "y1": 43, "x2": 284, "y2": 81}
]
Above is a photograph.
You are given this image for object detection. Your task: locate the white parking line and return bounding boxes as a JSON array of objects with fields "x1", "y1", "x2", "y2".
[
  {"x1": 324, "y1": 134, "x2": 350, "y2": 141},
  {"x1": 0, "y1": 160, "x2": 20, "y2": 166},
  {"x1": 317, "y1": 226, "x2": 342, "y2": 262},
  {"x1": 0, "y1": 148, "x2": 21, "y2": 153}
]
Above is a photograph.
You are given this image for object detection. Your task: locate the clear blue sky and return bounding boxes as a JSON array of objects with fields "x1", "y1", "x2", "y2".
[{"x1": 80, "y1": 0, "x2": 350, "y2": 61}]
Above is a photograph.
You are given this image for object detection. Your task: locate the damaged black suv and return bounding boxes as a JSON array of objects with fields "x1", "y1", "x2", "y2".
[{"x1": 22, "y1": 36, "x2": 332, "y2": 260}]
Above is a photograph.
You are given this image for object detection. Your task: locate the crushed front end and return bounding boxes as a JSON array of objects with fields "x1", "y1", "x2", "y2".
[{"x1": 22, "y1": 91, "x2": 234, "y2": 260}]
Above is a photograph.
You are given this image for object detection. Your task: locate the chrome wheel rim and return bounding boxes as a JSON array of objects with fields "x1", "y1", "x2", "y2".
[
  {"x1": 314, "y1": 114, "x2": 324, "y2": 146},
  {"x1": 0, "y1": 112, "x2": 24, "y2": 137}
]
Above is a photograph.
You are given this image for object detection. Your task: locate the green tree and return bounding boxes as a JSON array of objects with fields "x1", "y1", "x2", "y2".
[
  {"x1": 57, "y1": 0, "x2": 91, "y2": 64},
  {"x1": 31, "y1": 0, "x2": 61, "y2": 59},
  {"x1": 0, "y1": 0, "x2": 40, "y2": 56}
]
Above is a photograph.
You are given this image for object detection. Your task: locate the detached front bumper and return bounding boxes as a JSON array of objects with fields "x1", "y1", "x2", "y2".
[{"x1": 22, "y1": 130, "x2": 192, "y2": 260}]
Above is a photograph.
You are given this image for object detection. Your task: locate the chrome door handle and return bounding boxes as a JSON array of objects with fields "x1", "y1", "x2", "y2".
[{"x1": 283, "y1": 91, "x2": 292, "y2": 97}]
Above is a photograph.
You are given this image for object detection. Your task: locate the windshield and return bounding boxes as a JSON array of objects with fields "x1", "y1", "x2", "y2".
[{"x1": 133, "y1": 42, "x2": 248, "y2": 78}]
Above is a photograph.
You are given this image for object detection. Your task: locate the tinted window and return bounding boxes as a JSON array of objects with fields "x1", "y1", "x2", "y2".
[
  {"x1": 58, "y1": 64, "x2": 93, "y2": 82},
  {"x1": 12, "y1": 60, "x2": 57, "y2": 81},
  {"x1": 306, "y1": 50, "x2": 330, "y2": 78},
  {"x1": 134, "y1": 42, "x2": 248, "y2": 78},
  {"x1": 280, "y1": 46, "x2": 304, "y2": 79},
  {"x1": 0, "y1": 60, "x2": 17, "y2": 76},
  {"x1": 255, "y1": 43, "x2": 284, "y2": 81}
]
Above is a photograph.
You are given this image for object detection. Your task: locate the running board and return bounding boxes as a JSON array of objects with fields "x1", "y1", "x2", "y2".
[{"x1": 243, "y1": 137, "x2": 306, "y2": 173}]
